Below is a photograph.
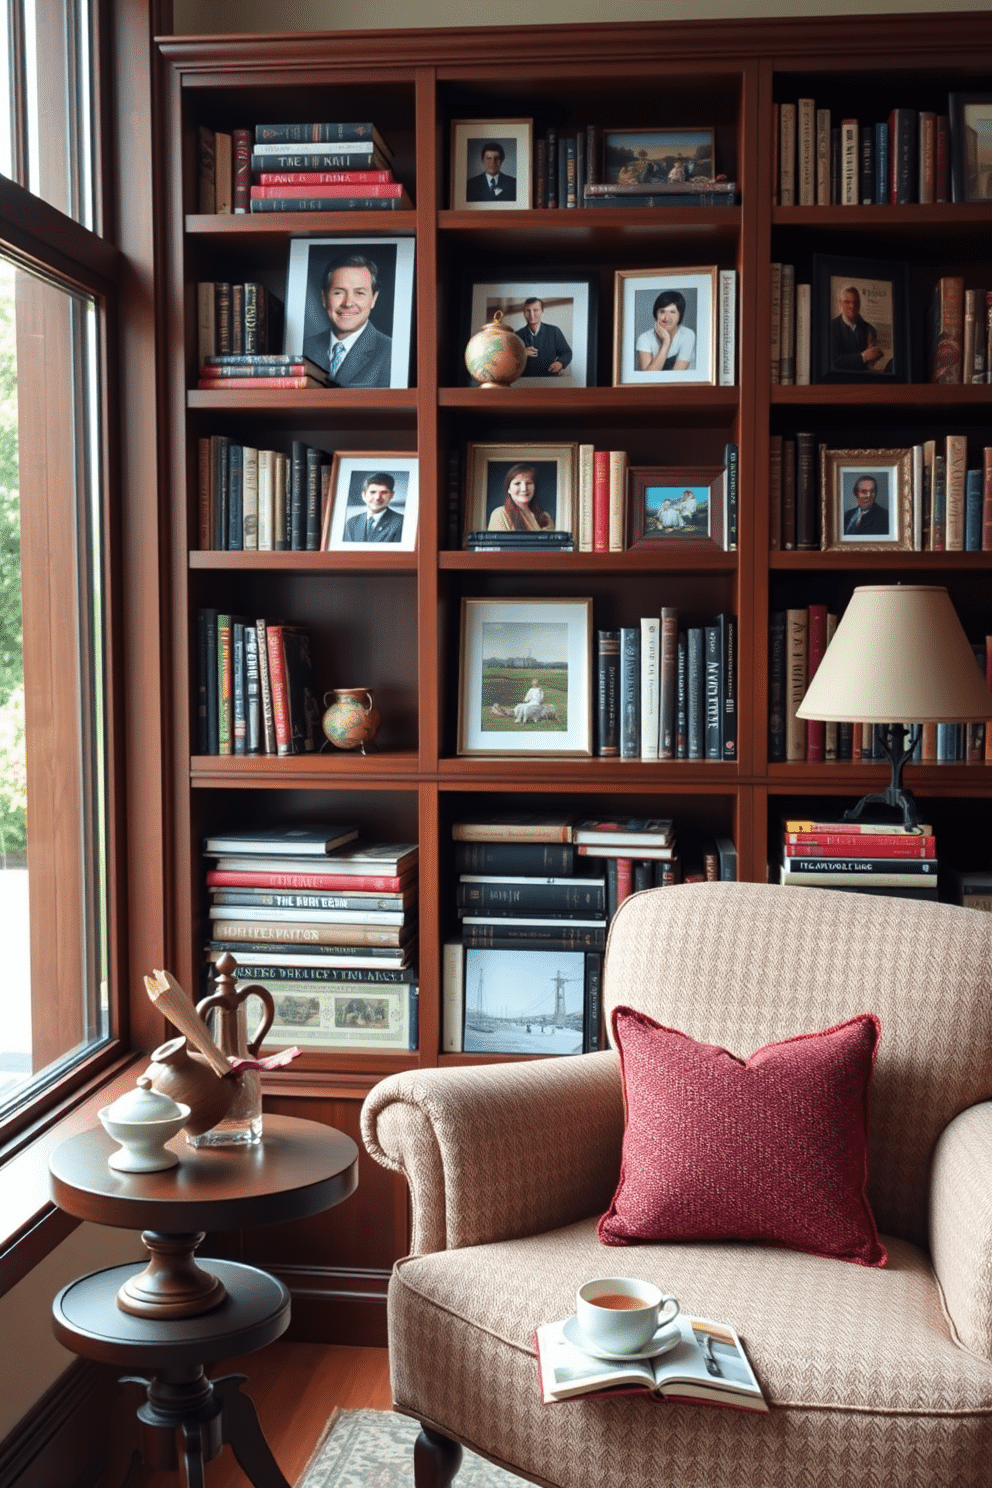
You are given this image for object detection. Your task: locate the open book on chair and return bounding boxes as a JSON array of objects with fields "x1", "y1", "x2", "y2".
[{"x1": 536, "y1": 1313, "x2": 768, "y2": 1412}]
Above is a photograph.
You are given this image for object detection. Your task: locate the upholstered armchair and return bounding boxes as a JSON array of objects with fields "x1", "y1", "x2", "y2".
[{"x1": 362, "y1": 882, "x2": 992, "y2": 1488}]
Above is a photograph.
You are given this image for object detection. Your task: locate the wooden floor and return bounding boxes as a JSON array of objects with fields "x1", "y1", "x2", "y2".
[{"x1": 134, "y1": 1341, "x2": 392, "y2": 1486}]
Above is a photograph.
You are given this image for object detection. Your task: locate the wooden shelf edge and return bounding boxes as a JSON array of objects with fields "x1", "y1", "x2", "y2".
[
  {"x1": 185, "y1": 211, "x2": 417, "y2": 236},
  {"x1": 190, "y1": 752, "x2": 422, "y2": 786},
  {"x1": 189, "y1": 550, "x2": 418, "y2": 572},
  {"x1": 440, "y1": 549, "x2": 737, "y2": 572},
  {"x1": 771, "y1": 384, "x2": 992, "y2": 406}
]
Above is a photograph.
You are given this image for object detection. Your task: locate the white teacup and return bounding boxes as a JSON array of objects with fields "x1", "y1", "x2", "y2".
[{"x1": 576, "y1": 1276, "x2": 680, "y2": 1354}]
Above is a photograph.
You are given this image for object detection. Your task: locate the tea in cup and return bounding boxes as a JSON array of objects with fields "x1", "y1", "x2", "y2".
[{"x1": 575, "y1": 1277, "x2": 679, "y2": 1354}]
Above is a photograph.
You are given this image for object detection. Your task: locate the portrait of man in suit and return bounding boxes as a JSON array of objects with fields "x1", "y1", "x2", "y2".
[
  {"x1": 842, "y1": 473, "x2": 890, "y2": 538},
  {"x1": 343, "y1": 471, "x2": 405, "y2": 544},
  {"x1": 465, "y1": 141, "x2": 517, "y2": 202},
  {"x1": 302, "y1": 254, "x2": 392, "y2": 387}
]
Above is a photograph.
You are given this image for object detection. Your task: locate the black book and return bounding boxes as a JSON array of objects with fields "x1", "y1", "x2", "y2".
[
  {"x1": 768, "y1": 611, "x2": 786, "y2": 762},
  {"x1": 596, "y1": 630, "x2": 621, "y2": 757},
  {"x1": 290, "y1": 440, "x2": 307, "y2": 551},
  {"x1": 546, "y1": 127, "x2": 558, "y2": 208},
  {"x1": 454, "y1": 842, "x2": 576, "y2": 875},
  {"x1": 675, "y1": 630, "x2": 688, "y2": 759},
  {"x1": 633, "y1": 860, "x2": 654, "y2": 893},
  {"x1": 215, "y1": 281, "x2": 233, "y2": 355},
  {"x1": 890, "y1": 107, "x2": 918, "y2": 204},
  {"x1": 724, "y1": 442, "x2": 739, "y2": 551},
  {"x1": 208, "y1": 938, "x2": 409, "y2": 959},
  {"x1": 582, "y1": 190, "x2": 736, "y2": 208},
  {"x1": 212, "y1": 433, "x2": 229, "y2": 550},
  {"x1": 306, "y1": 445, "x2": 322, "y2": 551},
  {"x1": 227, "y1": 442, "x2": 243, "y2": 551},
  {"x1": 244, "y1": 625, "x2": 261, "y2": 754},
  {"x1": 456, "y1": 877, "x2": 606, "y2": 914},
  {"x1": 704, "y1": 623, "x2": 723, "y2": 761},
  {"x1": 795, "y1": 432, "x2": 817, "y2": 551},
  {"x1": 243, "y1": 281, "x2": 266, "y2": 353},
  {"x1": 231, "y1": 284, "x2": 244, "y2": 354},
  {"x1": 196, "y1": 608, "x2": 210, "y2": 755},
  {"x1": 619, "y1": 627, "x2": 640, "y2": 760},
  {"x1": 461, "y1": 926, "x2": 606, "y2": 950},
  {"x1": 686, "y1": 627, "x2": 704, "y2": 759},
  {"x1": 859, "y1": 123, "x2": 874, "y2": 204},
  {"x1": 721, "y1": 613, "x2": 737, "y2": 762},
  {"x1": 583, "y1": 953, "x2": 603, "y2": 1051}
]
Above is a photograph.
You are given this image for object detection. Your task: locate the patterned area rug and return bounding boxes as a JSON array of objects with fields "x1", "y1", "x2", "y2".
[{"x1": 297, "y1": 1408, "x2": 528, "y2": 1487}]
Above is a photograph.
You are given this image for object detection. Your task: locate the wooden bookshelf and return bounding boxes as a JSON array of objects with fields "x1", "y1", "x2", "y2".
[{"x1": 155, "y1": 11, "x2": 992, "y2": 1345}]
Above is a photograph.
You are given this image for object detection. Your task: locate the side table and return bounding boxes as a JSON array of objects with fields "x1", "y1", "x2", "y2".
[{"x1": 49, "y1": 1113, "x2": 359, "y2": 1487}]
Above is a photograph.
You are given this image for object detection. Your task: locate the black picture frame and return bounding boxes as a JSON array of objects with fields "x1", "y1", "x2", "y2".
[
  {"x1": 812, "y1": 253, "x2": 911, "y2": 385},
  {"x1": 949, "y1": 93, "x2": 992, "y2": 202},
  {"x1": 461, "y1": 271, "x2": 598, "y2": 388}
]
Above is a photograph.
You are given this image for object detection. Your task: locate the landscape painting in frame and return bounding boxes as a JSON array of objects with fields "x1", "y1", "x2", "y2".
[
  {"x1": 463, "y1": 947, "x2": 586, "y2": 1055},
  {"x1": 457, "y1": 597, "x2": 592, "y2": 756}
]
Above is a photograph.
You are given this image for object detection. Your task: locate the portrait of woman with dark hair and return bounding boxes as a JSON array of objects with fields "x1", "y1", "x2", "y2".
[
  {"x1": 487, "y1": 463, "x2": 555, "y2": 532},
  {"x1": 636, "y1": 288, "x2": 696, "y2": 372}
]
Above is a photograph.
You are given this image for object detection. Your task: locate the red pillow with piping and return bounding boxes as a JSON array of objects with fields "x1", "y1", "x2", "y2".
[{"x1": 598, "y1": 1007, "x2": 886, "y2": 1267}]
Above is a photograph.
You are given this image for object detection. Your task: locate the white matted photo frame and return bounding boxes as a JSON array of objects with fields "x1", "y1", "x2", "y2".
[
  {"x1": 322, "y1": 452, "x2": 419, "y2": 551},
  {"x1": 450, "y1": 119, "x2": 532, "y2": 210},
  {"x1": 283, "y1": 236, "x2": 415, "y2": 389},
  {"x1": 458, "y1": 596, "x2": 593, "y2": 757},
  {"x1": 820, "y1": 449, "x2": 914, "y2": 552},
  {"x1": 463, "y1": 273, "x2": 597, "y2": 388},
  {"x1": 613, "y1": 266, "x2": 717, "y2": 386},
  {"x1": 464, "y1": 442, "x2": 577, "y2": 541}
]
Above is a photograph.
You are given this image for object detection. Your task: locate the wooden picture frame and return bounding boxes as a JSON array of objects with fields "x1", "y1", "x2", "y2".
[
  {"x1": 450, "y1": 119, "x2": 532, "y2": 210},
  {"x1": 949, "y1": 93, "x2": 992, "y2": 202},
  {"x1": 811, "y1": 253, "x2": 910, "y2": 384},
  {"x1": 457, "y1": 597, "x2": 593, "y2": 757},
  {"x1": 613, "y1": 266, "x2": 718, "y2": 386},
  {"x1": 628, "y1": 466, "x2": 727, "y2": 550},
  {"x1": 602, "y1": 128, "x2": 716, "y2": 185},
  {"x1": 820, "y1": 448, "x2": 914, "y2": 552},
  {"x1": 461, "y1": 947, "x2": 588, "y2": 1055},
  {"x1": 463, "y1": 272, "x2": 598, "y2": 387},
  {"x1": 283, "y1": 236, "x2": 415, "y2": 389},
  {"x1": 321, "y1": 452, "x2": 419, "y2": 551},
  {"x1": 464, "y1": 442, "x2": 576, "y2": 542}
]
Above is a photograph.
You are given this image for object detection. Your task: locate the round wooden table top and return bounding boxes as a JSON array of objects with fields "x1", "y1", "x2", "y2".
[{"x1": 49, "y1": 1113, "x2": 359, "y2": 1232}]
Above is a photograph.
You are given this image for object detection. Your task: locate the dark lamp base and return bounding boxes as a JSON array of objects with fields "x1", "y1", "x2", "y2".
[{"x1": 843, "y1": 723, "x2": 925, "y2": 834}]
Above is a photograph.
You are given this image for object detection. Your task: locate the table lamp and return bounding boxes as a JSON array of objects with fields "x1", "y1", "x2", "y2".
[{"x1": 795, "y1": 585, "x2": 992, "y2": 831}]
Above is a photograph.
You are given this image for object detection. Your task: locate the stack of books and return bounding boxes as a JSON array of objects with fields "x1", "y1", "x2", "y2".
[
  {"x1": 583, "y1": 179, "x2": 737, "y2": 208},
  {"x1": 196, "y1": 354, "x2": 329, "y2": 393},
  {"x1": 442, "y1": 815, "x2": 605, "y2": 1055},
  {"x1": 778, "y1": 817, "x2": 939, "y2": 899},
  {"x1": 204, "y1": 828, "x2": 419, "y2": 1050},
  {"x1": 248, "y1": 122, "x2": 411, "y2": 213},
  {"x1": 573, "y1": 818, "x2": 680, "y2": 913}
]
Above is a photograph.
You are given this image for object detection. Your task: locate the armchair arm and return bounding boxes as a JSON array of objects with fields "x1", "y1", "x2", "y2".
[
  {"x1": 930, "y1": 1100, "x2": 992, "y2": 1360},
  {"x1": 361, "y1": 1051, "x2": 624, "y2": 1254}
]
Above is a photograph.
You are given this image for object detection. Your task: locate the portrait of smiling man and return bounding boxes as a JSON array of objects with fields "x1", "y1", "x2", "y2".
[{"x1": 303, "y1": 253, "x2": 393, "y2": 387}]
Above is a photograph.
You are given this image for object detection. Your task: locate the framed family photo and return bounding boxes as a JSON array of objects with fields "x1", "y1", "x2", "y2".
[
  {"x1": 603, "y1": 127, "x2": 716, "y2": 185},
  {"x1": 450, "y1": 119, "x2": 532, "y2": 210},
  {"x1": 820, "y1": 448, "x2": 914, "y2": 552},
  {"x1": 283, "y1": 236, "x2": 415, "y2": 389},
  {"x1": 811, "y1": 253, "x2": 910, "y2": 384},
  {"x1": 628, "y1": 466, "x2": 727, "y2": 550},
  {"x1": 463, "y1": 272, "x2": 597, "y2": 388},
  {"x1": 321, "y1": 452, "x2": 419, "y2": 551},
  {"x1": 613, "y1": 266, "x2": 717, "y2": 386},
  {"x1": 949, "y1": 93, "x2": 992, "y2": 202},
  {"x1": 457, "y1": 596, "x2": 593, "y2": 757},
  {"x1": 464, "y1": 442, "x2": 576, "y2": 541}
]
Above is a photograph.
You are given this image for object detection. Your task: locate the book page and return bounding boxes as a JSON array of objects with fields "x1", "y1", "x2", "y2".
[
  {"x1": 536, "y1": 1319, "x2": 656, "y2": 1403},
  {"x1": 652, "y1": 1317, "x2": 764, "y2": 1403}
]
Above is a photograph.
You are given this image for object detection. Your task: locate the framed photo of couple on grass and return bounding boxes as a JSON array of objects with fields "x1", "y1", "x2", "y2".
[{"x1": 457, "y1": 597, "x2": 593, "y2": 757}]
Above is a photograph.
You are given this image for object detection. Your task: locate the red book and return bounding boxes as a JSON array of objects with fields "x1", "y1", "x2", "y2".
[
  {"x1": 257, "y1": 170, "x2": 394, "y2": 185},
  {"x1": 250, "y1": 181, "x2": 403, "y2": 199},
  {"x1": 196, "y1": 375, "x2": 326, "y2": 390},
  {"x1": 232, "y1": 128, "x2": 252, "y2": 213},
  {"x1": 805, "y1": 604, "x2": 827, "y2": 762},
  {"x1": 935, "y1": 114, "x2": 950, "y2": 203},
  {"x1": 206, "y1": 868, "x2": 412, "y2": 892},
  {"x1": 615, "y1": 856, "x2": 634, "y2": 908},
  {"x1": 593, "y1": 450, "x2": 610, "y2": 552},
  {"x1": 783, "y1": 833, "x2": 936, "y2": 858},
  {"x1": 266, "y1": 624, "x2": 292, "y2": 755}
]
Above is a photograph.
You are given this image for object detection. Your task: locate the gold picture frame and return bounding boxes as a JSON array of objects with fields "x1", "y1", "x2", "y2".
[{"x1": 820, "y1": 448, "x2": 915, "y2": 552}]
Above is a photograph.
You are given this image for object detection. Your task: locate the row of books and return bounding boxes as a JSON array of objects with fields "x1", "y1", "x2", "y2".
[
  {"x1": 769, "y1": 435, "x2": 992, "y2": 554},
  {"x1": 531, "y1": 125, "x2": 734, "y2": 210},
  {"x1": 778, "y1": 817, "x2": 940, "y2": 900},
  {"x1": 776, "y1": 100, "x2": 953, "y2": 206},
  {"x1": 197, "y1": 435, "x2": 330, "y2": 552},
  {"x1": 197, "y1": 121, "x2": 405, "y2": 214},
  {"x1": 203, "y1": 827, "x2": 419, "y2": 1050},
  {"x1": 597, "y1": 613, "x2": 736, "y2": 762},
  {"x1": 196, "y1": 612, "x2": 321, "y2": 758},
  {"x1": 769, "y1": 607, "x2": 991, "y2": 764},
  {"x1": 196, "y1": 281, "x2": 284, "y2": 365},
  {"x1": 196, "y1": 354, "x2": 330, "y2": 393}
]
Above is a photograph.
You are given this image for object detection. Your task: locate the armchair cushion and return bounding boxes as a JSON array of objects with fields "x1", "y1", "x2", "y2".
[{"x1": 598, "y1": 1006, "x2": 886, "y2": 1266}]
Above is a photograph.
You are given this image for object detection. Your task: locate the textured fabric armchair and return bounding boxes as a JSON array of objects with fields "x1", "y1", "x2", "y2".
[{"x1": 362, "y1": 882, "x2": 992, "y2": 1488}]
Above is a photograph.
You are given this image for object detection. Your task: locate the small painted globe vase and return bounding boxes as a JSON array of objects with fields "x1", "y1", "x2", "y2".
[
  {"x1": 322, "y1": 687, "x2": 382, "y2": 754},
  {"x1": 464, "y1": 309, "x2": 527, "y2": 388}
]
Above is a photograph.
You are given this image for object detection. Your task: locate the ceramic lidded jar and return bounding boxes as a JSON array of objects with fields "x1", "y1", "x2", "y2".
[
  {"x1": 98, "y1": 1077, "x2": 189, "y2": 1171},
  {"x1": 464, "y1": 309, "x2": 528, "y2": 388},
  {"x1": 322, "y1": 688, "x2": 381, "y2": 753}
]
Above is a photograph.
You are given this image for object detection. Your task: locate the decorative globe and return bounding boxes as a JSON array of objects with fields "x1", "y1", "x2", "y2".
[{"x1": 464, "y1": 310, "x2": 528, "y2": 388}]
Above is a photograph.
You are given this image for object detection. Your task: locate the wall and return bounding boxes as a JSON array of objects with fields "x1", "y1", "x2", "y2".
[{"x1": 172, "y1": 0, "x2": 987, "y2": 32}]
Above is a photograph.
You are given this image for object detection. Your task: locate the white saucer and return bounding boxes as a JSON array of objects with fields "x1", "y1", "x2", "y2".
[{"x1": 562, "y1": 1312, "x2": 681, "y2": 1362}]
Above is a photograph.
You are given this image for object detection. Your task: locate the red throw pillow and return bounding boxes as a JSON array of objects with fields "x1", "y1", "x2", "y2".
[{"x1": 598, "y1": 1007, "x2": 886, "y2": 1266}]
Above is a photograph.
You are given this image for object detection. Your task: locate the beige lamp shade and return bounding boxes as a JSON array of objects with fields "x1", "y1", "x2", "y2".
[{"x1": 796, "y1": 585, "x2": 992, "y2": 724}]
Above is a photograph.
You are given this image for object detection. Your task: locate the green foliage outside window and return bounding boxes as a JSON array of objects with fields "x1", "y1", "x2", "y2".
[{"x1": 0, "y1": 266, "x2": 26, "y2": 861}]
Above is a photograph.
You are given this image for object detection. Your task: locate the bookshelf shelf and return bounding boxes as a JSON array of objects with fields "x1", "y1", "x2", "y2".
[{"x1": 189, "y1": 550, "x2": 419, "y2": 573}]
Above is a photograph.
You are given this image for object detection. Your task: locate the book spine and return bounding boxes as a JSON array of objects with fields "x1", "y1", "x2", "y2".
[
  {"x1": 254, "y1": 122, "x2": 386, "y2": 144},
  {"x1": 244, "y1": 626, "x2": 261, "y2": 754},
  {"x1": 805, "y1": 604, "x2": 827, "y2": 762},
  {"x1": 945, "y1": 433, "x2": 968, "y2": 550},
  {"x1": 722, "y1": 613, "x2": 737, "y2": 762},
  {"x1": 769, "y1": 263, "x2": 782, "y2": 384},
  {"x1": 784, "y1": 834, "x2": 936, "y2": 857},
  {"x1": 686, "y1": 628, "x2": 704, "y2": 760},
  {"x1": 639, "y1": 616, "x2": 660, "y2": 761},
  {"x1": 258, "y1": 168, "x2": 393, "y2": 184},
  {"x1": 249, "y1": 151, "x2": 382, "y2": 172},
  {"x1": 779, "y1": 102, "x2": 796, "y2": 205},
  {"x1": 964, "y1": 288, "x2": 977, "y2": 386},
  {"x1": 659, "y1": 607, "x2": 679, "y2": 760},
  {"x1": 840, "y1": 119, "x2": 858, "y2": 205},
  {"x1": 859, "y1": 122, "x2": 874, "y2": 204},
  {"x1": 242, "y1": 446, "x2": 258, "y2": 551},
  {"x1": 289, "y1": 440, "x2": 306, "y2": 551},
  {"x1": 935, "y1": 113, "x2": 950, "y2": 203},
  {"x1": 704, "y1": 623, "x2": 722, "y2": 761},
  {"x1": 255, "y1": 619, "x2": 276, "y2": 754},
  {"x1": 454, "y1": 842, "x2": 575, "y2": 874},
  {"x1": 251, "y1": 181, "x2": 402, "y2": 198},
  {"x1": 930, "y1": 454, "x2": 947, "y2": 551},
  {"x1": 198, "y1": 436, "x2": 212, "y2": 550},
  {"x1": 211, "y1": 920, "x2": 406, "y2": 946},
  {"x1": 578, "y1": 443, "x2": 595, "y2": 552},
  {"x1": 461, "y1": 928, "x2": 605, "y2": 951},
  {"x1": 619, "y1": 627, "x2": 641, "y2": 760},
  {"x1": 203, "y1": 609, "x2": 219, "y2": 754},
  {"x1": 918, "y1": 110, "x2": 936, "y2": 204},
  {"x1": 209, "y1": 902, "x2": 406, "y2": 926},
  {"x1": 196, "y1": 609, "x2": 210, "y2": 755},
  {"x1": 232, "y1": 621, "x2": 246, "y2": 755},
  {"x1": 227, "y1": 442, "x2": 243, "y2": 551},
  {"x1": 719, "y1": 269, "x2": 736, "y2": 386},
  {"x1": 930, "y1": 276, "x2": 965, "y2": 383},
  {"x1": 795, "y1": 431, "x2": 817, "y2": 550},
  {"x1": 768, "y1": 611, "x2": 786, "y2": 762},
  {"x1": 274, "y1": 453, "x2": 289, "y2": 551},
  {"x1": 781, "y1": 437, "x2": 796, "y2": 550},
  {"x1": 230, "y1": 283, "x2": 244, "y2": 354},
  {"x1": 442, "y1": 942, "x2": 464, "y2": 1052},
  {"x1": 197, "y1": 126, "x2": 216, "y2": 213},
  {"x1": 212, "y1": 433, "x2": 229, "y2": 550},
  {"x1": 196, "y1": 375, "x2": 324, "y2": 389},
  {"x1": 785, "y1": 608, "x2": 808, "y2": 761},
  {"x1": 592, "y1": 450, "x2": 609, "y2": 552},
  {"x1": 596, "y1": 629, "x2": 620, "y2": 758},
  {"x1": 768, "y1": 435, "x2": 782, "y2": 550},
  {"x1": 583, "y1": 953, "x2": 603, "y2": 1051},
  {"x1": 890, "y1": 107, "x2": 918, "y2": 203},
  {"x1": 217, "y1": 614, "x2": 232, "y2": 755},
  {"x1": 983, "y1": 448, "x2": 992, "y2": 551},
  {"x1": 533, "y1": 136, "x2": 547, "y2": 209},
  {"x1": 207, "y1": 868, "x2": 407, "y2": 892},
  {"x1": 212, "y1": 888, "x2": 409, "y2": 911},
  {"x1": 218, "y1": 961, "x2": 414, "y2": 984},
  {"x1": 608, "y1": 451, "x2": 627, "y2": 552},
  {"x1": 795, "y1": 283, "x2": 811, "y2": 386},
  {"x1": 456, "y1": 882, "x2": 605, "y2": 913},
  {"x1": 874, "y1": 120, "x2": 889, "y2": 204},
  {"x1": 249, "y1": 196, "x2": 401, "y2": 212},
  {"x1": 782, "y1": 856, "x2": 938, "y2": 877},
  {"x1": 779, "y1": 264, "x2": 795, "y2": 385},
  {"x1": 816, "y1": 107, "x2": 831, "y2": 204},
  {"x1": 232, "y1": 128, "x2": 252, "y2": 212},
  {"x1": 213, "y1": 131, "x2": 232, "y2": 214},
  {"x1": 546, "y1": 127, "x2": 558, "y2": 208},
  {"x1": 256, "y1": 449, "x2": 273, "y2": 552},
  {"x1": 797, "y1": 98, "x2": 815, "y2": 206}
]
